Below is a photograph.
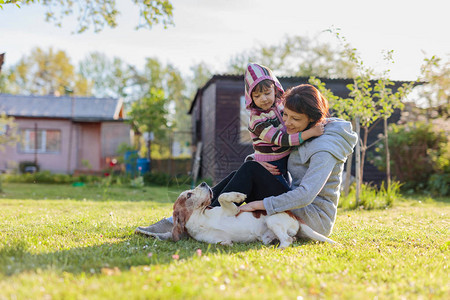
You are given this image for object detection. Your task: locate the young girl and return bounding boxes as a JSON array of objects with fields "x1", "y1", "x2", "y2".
[{"x1": 244, "y1": 63, "x2": 324, "y2": 189}]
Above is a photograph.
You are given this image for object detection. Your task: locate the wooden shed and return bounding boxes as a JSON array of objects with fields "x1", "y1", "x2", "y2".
[{"x1": 189, "y1": 75, "x2": 406, "y2": 185}]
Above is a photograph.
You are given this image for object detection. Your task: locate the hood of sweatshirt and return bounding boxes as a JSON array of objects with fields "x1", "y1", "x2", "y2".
[
  {"x1": 298, "y1": 118, "x2": 358, "y2": 163},
  {"x1": 244, "y1": 63, "x2": 284, "y2": 110}
]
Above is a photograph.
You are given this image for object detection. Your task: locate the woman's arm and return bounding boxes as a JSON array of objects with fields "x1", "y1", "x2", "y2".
[{"x1": 263, "y1": 151, "x2": 337, "y2": 215}]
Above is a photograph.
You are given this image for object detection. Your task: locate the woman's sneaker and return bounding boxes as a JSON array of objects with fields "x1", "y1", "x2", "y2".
[{"x1": 134, "y1": 218, "x2": 173, "y2": 240}]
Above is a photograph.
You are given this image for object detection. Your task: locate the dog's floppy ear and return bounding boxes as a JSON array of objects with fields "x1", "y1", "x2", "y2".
[{"x1": 172, "y1": 196, "x2": 189, "y2": 242}]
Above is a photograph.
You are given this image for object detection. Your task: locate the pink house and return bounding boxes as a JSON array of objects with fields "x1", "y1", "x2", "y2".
[{"x1": 0, "y1": 94, "x2": 131, "y2": 174}]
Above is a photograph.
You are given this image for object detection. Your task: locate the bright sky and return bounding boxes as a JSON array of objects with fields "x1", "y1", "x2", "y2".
[{"x1": 0, "y1": 0, "x2": 449, "y2": 81}]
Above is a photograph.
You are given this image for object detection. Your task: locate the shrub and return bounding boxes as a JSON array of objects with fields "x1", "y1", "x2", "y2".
[
  {"x1": 373, "y1": 122, "x2": 449, "y2": 193},
  {"x1": 427, "y1": 173, "x2": 449, "y2": 196},
  {"x1": 3, "y1": 171, "x2": 103, "y2": 185},
  {"x1": 130, "y1": 176, "x2": 145, "y2": 188},
  {"x1": 339, "y1": 181, "x2": 404, "y2": 210},
  {"x1": 142, "y1": 172, "x2": 207, "y2": 187}
]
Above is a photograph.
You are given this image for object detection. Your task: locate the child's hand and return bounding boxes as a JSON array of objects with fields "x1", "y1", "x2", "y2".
[
  {"x1": 258, "y1": 162, "x2": 280, "y2": 175},
  {"x1": 310, "y1": 122, "x2": 325, "y2": 137},
  {"x1": 300, "y1": 121, "x2": 328, "y2": 141}
]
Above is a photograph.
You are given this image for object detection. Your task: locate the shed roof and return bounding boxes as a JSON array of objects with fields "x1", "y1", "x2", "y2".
[
  {"x1": 188, "y1": 74, "x2": 416, "y2": 114},
  {"x1": 0, "y1": 94, "x2": 124, "y2": 121},
  {"x1": 188, "y1": 74, "x2": 357, "y2": 114}
]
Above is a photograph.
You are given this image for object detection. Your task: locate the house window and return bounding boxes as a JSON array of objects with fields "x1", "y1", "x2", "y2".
[
  {"x1": 19, "y1": 129, "x2": 61, "y2": 153},
  {"x1": 239, "y1": 95, "x2": 252, "y2": 144}
]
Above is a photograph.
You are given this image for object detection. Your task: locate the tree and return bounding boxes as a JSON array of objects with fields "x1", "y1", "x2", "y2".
[
  {"x1": 0, "y1": 113, "x2": 19, "y2": 192},
  {"x1": 417, "y1": 54, "x2": 450, "y2": 118},
  {"x1": 128, "y1": 58, "x2": 196, "y2": 158},
  {"x1": 312, "y1": 30, "x2": 414, "y2": 205},
  {"x1": 130, "y1": 57, "x2": 166, "y2": 100},
  {"x1": 188, "y1": 62, "x2": 213, "y2": 97},
  {"x1": 165, "y1": 64, "x2": 192, "y2": 156},
  {"x1": 0, "y1": 113, "x2": 18, "y2": 152},
  {"x1": 2, "y1": 0, "x2": 173, "y2": 33},
  {"x1": 78, "y1": 52, "x2": 133, "y2": 98},
  {"x1": 309, "y1": 76, "x2": 354, "y2": 196},
  {"x1": 5, "y1": 47, "x2": 91, "y2": 96},
  {"x1": 127, "y1": 88, "x2": 169, "y2": 161},
  {"x1": 227, "y1": 35, "x2": 357, "y2": 78},
  {"x1": 373, "y1": 57, "x2": 414, "y2": 191}
]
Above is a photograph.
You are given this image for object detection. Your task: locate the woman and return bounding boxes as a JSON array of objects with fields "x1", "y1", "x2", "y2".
[{"x1": 136, "y1": 84, "x2": 358, "y2": 239}]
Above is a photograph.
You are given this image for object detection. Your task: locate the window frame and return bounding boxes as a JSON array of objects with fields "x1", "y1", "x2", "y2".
[{"x1": 18, "y1": 128, "x2": 62, "y2": 154}]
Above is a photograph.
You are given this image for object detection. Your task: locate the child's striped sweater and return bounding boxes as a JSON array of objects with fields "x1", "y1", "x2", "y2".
[{"x1": 249, "y1": 104, "x2": 303, "y2": 162}]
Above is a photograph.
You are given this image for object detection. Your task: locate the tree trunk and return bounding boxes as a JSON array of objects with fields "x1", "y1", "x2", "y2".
[
  {"x1": 384, "y1": 116, "x2": 391, "y2": 190},
  {"x1": 360, "y1": 126, "x2": 369, "y2": 183},
  {"x1": 355, "y1": 117, "x2": 361, "y2": 207},
  {"x1": 344, "y1": 119, "x2": 356, "y2": 196},
  {"x1": 147, "y1": 140, "x2": 152, "y2": 161},
  {"x1": 344, "y1": 152, "x2": 353, "y2": 196}
]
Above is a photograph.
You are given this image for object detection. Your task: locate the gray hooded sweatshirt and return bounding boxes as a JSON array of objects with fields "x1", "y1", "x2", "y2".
[{"x1": 263, "y1": 118, "x2": 358, "y2": 237}]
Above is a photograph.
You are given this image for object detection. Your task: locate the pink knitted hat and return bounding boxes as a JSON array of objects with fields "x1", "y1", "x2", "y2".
[{"x1": 244, "y1": 63, "x2": 284, "y2": 109}]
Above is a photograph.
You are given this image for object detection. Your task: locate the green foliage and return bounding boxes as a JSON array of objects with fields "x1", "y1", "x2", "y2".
[
  {"x1": 339, "y1": 181, "x2": 404, "y2": 210},
  {"x1": 78, "y1": 52, "x2": 133, "y2": 98},
  {"x1": 116, "y1": 142, "x2": 137, "y2": 165},
  {"x1": 142, "y1": 170, "x2": 211, "y2": 188},
  {"x1": 143, "y1": 172, "x2": 191, "y2": 187},
  {"x1": 427, "y1": 173, "x2": 450, "y2": 196},
  {"x1": 227, "y1": 35, "x2": 357, "y2": 78},
  {"x1": 188, "y1": 62, "x2": 213, "y2": 96},
  {"x1": 309, "y1": 76, "x2": 352, "y2": 120},
  {"x1": 0, "y1": 183, "x2": 448, "y2": 299},
  {"x1": 3, "y1": 0, "x2": 173, "y2": 33},
  {"x1": 130, "y1": 176, "x2": 145, "y2": 188},
  {"x1": 417, "y1": 54, "x2": 450, "y2": 112},
  {"x1": 128, "y1": 87, "x2": 169, "y2": 137},
  {"x1": 0, "y1": 112, "x2": 19, "y2": 151},
  {"x1": 373, "y1": 122, "x2": 449, "y2": 193},
  {"x1": 5, "y1": 47, "x2": 91, "y2": 96},
  {"x1": 2, "y1": 171, "x2": 101, "y2": 184}
]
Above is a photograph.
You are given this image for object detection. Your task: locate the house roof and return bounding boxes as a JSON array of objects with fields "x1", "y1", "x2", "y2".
[{"x1": 0, "y1": 94, "x2": 124, "y2": 121}]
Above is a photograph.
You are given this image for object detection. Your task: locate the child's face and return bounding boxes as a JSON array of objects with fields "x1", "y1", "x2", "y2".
[
  {"x1": 251, "y1": 85, "x2": 275, "y2": 111},
  {"x1": 282, "y1": 107, "x2": 313, "y2": 134}
]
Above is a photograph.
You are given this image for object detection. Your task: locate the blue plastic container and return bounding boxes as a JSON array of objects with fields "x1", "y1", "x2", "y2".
[
  {"x1": 124, "y1": 151, "x2": 138, "y2": 174},
  {"x1": 137, "y1": 158, "x2": 150, "y2": 175}
]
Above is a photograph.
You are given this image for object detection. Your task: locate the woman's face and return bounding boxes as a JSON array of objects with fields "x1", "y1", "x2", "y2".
[{"x1": 282, "y1": 107, "x2": 313, "y2": 134}]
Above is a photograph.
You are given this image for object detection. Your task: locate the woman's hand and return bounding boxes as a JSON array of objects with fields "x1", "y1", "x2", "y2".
[
  {"x1": 238, "y1": 200, "x2": 265, "y2": 213},
  {"x1": 258, "y1": 162, "x2": 280, "y2": 175}
]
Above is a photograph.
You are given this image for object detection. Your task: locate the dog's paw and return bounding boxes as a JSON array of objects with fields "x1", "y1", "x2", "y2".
[
  {"x1": 278, "y1": 237, "x2": 294, "y2": 249},
  {"x1": 219, "y1": 240, "x2": 233, "y2": 246},
  {"x1": 219, "y1": 192, "x2": 246, "y2": 204},
  {"x1": 261, "y1": 230, "x2": 277, "y2": 245}
]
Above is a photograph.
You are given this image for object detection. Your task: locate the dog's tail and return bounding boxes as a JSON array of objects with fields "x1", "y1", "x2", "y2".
[{"x1": 300, "y1": 224, "x2": 336, "y2": 244}]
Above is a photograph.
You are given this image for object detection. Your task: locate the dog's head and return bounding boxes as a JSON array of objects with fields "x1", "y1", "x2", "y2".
[{"x1": 172, "y1": 182, "x2": 213, "y2": 241}]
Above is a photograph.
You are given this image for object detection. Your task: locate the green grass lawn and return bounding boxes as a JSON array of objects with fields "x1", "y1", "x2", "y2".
[{"x1": 0, "y1": 183, "x2": 448, "y2": 299}]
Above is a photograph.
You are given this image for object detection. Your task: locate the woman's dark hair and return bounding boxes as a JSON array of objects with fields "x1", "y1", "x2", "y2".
[{"x1": 282, "y1": 84, "x2": 329, "y2": 126}]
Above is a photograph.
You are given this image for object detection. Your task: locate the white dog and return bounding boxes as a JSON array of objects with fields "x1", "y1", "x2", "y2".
[{"x1": 171, "y1": 182, "x2": 335, "y2": 248}]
